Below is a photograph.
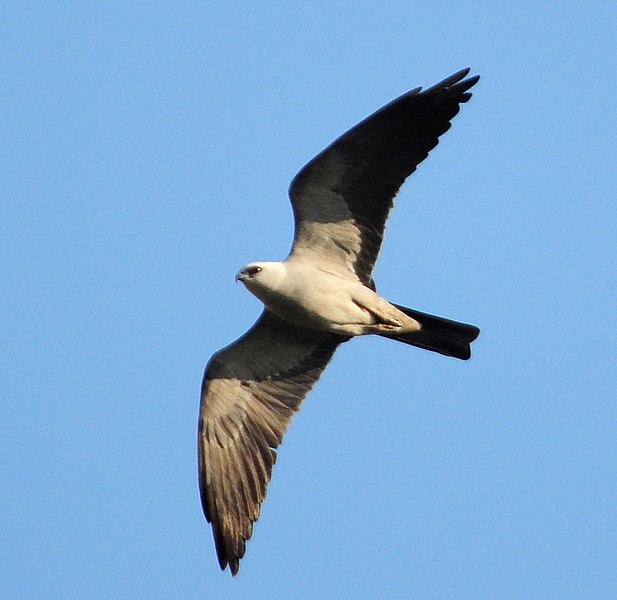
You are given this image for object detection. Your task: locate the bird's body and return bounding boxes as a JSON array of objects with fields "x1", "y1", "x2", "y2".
[
  {"x1": 237, "y1": 261, "x2": 421, "y2": 336},
  {"x1": 199, "y1": 68, "x2": 481, "y2": 575}
]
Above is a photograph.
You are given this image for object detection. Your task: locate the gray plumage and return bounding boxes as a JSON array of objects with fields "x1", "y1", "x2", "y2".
[{"x1": 199, "y1": 68, "x2": 480, "y2": 575}]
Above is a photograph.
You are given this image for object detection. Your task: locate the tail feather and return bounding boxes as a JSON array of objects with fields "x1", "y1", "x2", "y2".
[{"x1": 381, "y1": 303, "x2": 480, "y2": 360}]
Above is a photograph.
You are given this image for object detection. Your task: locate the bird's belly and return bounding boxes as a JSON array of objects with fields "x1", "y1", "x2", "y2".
[{"x1": 260, "y1": 281, "x2": 374, "y2": 336}]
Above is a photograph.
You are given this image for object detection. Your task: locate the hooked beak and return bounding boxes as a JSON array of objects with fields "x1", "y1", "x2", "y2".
[{"x1": 235, "y1": 270, "x2": 246, "y2": 283}]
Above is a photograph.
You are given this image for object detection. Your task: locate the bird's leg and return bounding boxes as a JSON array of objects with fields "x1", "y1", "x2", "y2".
[{"x1": 351, "y1": 299, "x2": 403, "y2": 331}]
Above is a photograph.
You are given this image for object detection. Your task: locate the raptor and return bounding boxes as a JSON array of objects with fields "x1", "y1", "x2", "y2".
[{"x1": 199, "y1": 68, "x2": 480, "y2": 575}]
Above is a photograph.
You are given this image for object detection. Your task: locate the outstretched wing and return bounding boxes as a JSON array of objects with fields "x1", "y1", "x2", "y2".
[
  {"x1": 288, "y1": 68, "x2": 479, "y2": 285},
  {"x1": 199, "y1": 311, "x2": 345, "y2": 575}
]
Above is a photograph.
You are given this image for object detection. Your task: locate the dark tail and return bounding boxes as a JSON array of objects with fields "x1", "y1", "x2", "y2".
[{"x1": 380, "y1": 303, "x2": 480, "y2": 360}]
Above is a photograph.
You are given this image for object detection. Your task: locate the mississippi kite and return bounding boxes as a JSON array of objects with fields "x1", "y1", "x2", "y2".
[{"x1": 199, "y1": 68, "x2": 480, "y2": 575}]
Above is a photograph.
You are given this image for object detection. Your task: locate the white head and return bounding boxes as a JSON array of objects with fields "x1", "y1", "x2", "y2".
[{"x1": 235, "y1": 261, "x2": 287, "y2": 301}]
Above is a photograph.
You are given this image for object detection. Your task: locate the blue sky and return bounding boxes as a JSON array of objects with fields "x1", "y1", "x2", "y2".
[{"x1": 2, "y1": 3, "x2": 616, "y2": 599}]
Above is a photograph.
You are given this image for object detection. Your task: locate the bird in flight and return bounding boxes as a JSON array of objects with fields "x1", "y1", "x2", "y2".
[{"x1": 199, "y1": 68, "x2": 480, "y2": 575}]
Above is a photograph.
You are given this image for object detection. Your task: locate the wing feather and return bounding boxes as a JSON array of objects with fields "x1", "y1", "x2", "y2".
[
  {"x1": 199, "y1": 311, "x2": 345, "y2": 575},
  {"x1": 288, "y1": 68, "x2": 479, "y2": 284}
]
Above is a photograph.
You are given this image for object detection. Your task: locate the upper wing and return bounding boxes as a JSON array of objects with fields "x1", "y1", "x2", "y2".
[
  {"x1": 199, "y1": 310, "x2": 345, "y2": 575},
  {"x1": 288, "y1": 68, "x2": 479, "y2": 285}
]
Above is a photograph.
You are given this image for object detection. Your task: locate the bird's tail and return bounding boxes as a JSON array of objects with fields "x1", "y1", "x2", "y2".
[{"x1": 380, "y1": 303, "x2": 480, "y2": 360}]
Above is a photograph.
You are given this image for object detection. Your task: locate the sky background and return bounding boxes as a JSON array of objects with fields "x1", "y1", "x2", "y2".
[{"x1": 2, "y1": 3, "x2": 616, "y2": 599}]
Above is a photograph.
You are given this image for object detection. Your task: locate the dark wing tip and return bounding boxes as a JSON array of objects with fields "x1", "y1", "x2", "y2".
[
  {"x1": 208, "y1": 516, "x2": 242, "y2": 576},
  {"x1": 422, "y1": 68, "x2": 480, "y2": 99},
  {"x1": 426, "y1": 67, "x2": 470, "y2": 89},
  {"x1": 209, "y1": 516, "x2": 244, "y2": 576}
]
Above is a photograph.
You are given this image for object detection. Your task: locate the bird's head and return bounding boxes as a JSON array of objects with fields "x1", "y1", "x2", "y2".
[{"x1": 235, "y1": 262, "x2": 286, "y2": 297}]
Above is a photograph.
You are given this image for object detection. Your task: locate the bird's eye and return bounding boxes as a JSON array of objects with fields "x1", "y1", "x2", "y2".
[{"x1": 247, "y1": 266, "x2": 262, "y2": 277}]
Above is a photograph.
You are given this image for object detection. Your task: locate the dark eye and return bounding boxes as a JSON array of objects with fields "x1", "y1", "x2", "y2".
[{"x1": 247, "y1": 266, "x2": 262, "y2": 277}]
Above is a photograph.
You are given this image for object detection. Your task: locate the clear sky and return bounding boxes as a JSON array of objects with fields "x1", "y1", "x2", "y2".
[{"x1": 2, "y1": 3, "x2": 616, "y2": 599}]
